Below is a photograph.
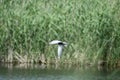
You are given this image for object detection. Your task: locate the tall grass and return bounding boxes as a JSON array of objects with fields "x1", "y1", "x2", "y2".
[{"x1": 0, "y1": 0, "x2": 120, "y2": 66}]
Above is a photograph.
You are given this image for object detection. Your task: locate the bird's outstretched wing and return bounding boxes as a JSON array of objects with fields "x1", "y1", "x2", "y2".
[{"x1": 49, "y1": 40, "x2": 62, "y2": 45}]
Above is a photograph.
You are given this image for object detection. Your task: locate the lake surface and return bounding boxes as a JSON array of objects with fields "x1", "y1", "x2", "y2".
[{"x1": 0, "y1": 63, "x2": 120, "y2": 80}]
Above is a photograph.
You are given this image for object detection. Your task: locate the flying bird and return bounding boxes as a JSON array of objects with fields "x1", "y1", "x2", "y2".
[{"x1": 49, "y1": 40, "x2": 67, "y2": 59}]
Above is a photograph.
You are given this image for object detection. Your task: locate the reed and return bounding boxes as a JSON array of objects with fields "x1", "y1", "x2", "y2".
[{"x1": 0, "y1": 0, "x2": 120, "y2": 66}]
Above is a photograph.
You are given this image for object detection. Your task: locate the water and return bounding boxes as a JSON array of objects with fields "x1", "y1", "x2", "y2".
[{"x1": 0, "y1": 63, "x2": 120, "y2": 80}]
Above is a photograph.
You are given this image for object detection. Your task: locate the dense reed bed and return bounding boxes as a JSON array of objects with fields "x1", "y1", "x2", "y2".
[{"x1": 0, "y1": 0, "x2": 120, "y2": 66}]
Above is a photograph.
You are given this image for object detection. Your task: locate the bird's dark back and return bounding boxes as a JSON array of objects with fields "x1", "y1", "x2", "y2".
[{"x1": 58, "y1": 42, "x2": 64, "y2": 45}]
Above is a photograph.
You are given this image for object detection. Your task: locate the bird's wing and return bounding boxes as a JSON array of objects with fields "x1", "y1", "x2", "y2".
[
  {"x1": 63, "y1": 42, "x2": 67, "y2": 45},
  {"x1": 49, "y1": 40, "x2": 62, "y2": 44}
]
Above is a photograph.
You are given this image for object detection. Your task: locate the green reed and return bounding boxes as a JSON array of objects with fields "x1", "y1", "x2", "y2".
[{"x1": 0, "y1": 0, "x2": 120, "y2": 66}]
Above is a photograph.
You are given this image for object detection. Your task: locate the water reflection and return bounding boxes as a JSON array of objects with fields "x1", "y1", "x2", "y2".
[{"x1": 0, "y1": 63, "x2": 120, "y2": 80}]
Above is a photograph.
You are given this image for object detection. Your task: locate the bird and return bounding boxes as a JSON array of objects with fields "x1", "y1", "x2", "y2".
[{"x1": 49, "y1": 40, "x2": 67, "y2": 59}]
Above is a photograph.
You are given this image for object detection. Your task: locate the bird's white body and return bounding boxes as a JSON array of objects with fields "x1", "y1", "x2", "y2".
[
  {"x1": 49, "y1": 40, "x2": 67, "y2": 59},
  {"x1": 58, "y1": 45, "x2": 64, "y2": 59}
]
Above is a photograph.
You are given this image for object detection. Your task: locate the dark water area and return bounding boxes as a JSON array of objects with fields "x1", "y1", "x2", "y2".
[{"x1": 0, "y1": 63, "x2": 120, "y2": 80}]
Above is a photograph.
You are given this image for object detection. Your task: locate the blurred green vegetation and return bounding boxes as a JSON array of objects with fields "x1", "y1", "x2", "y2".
[{"x1": 0, "y1": 0, "x2": 120, "y2": 66}]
